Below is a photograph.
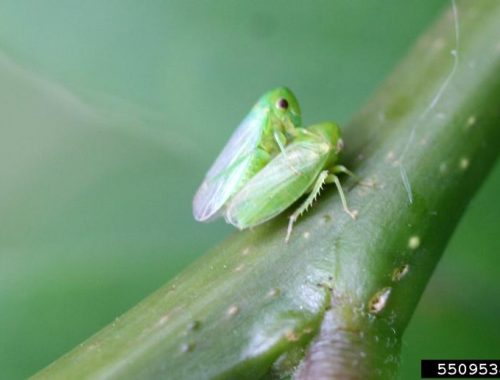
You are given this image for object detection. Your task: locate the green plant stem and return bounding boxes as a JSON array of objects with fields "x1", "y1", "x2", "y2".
[{"x1": 32, "y1": 1, "x2": 500, "y2": 379}]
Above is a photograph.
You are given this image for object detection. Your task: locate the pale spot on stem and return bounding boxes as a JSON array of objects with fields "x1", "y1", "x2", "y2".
[
  {"x1": 368, "y1": 287, "x2": 392, "y2": 314},
  {"x1": 466, "y1": 115, "x2": 476, "y2": 128},
  {"x1": 234, "y1": 264, "x2": 245, "y2": 273},
  {"x1": 459, "y1": 157, "x2": 470, "y2": 170},
  {"x1": 266, "y1": 288, "x2": 280, "y2": 298},
  {"x1": 286, "y1": 330, "x2": 300, "y2": 342},
  {"x1": 157, "y1": 314, "x2": 170, "y2": 326},
  {"x1": 392, "y1": 264, "x2": 410, "y2": 282},
  {"x1": 227, "y1": 305, "x2": 240, "y2": 317},
  {"x1": 180, "y1": 342, "x2": 195, "y2": 353},
  {"x1": 408, "y1": 236, "x2": 421, "y2": 250}
]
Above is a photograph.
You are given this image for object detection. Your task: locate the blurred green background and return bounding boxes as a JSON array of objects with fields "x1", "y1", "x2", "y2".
[{"x1": 0, "y1": 1, "x2": 498, "y2": 379}]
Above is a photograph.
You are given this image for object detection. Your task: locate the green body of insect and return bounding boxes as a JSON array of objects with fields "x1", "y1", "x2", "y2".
[{"x1": 193, "y1": 87, "x2": 355, "y2": 241}]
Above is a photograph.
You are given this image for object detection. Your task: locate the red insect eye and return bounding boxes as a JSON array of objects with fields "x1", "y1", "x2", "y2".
[{"x1": 277, "y1": 98, "x2": 289, "y2": 109}]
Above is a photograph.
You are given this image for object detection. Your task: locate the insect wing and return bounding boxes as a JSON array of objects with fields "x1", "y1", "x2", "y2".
[
  {"x1": 193, "y1": 109, "x2": 268, "y2": 221},
  {"x1": 225, "y1": 138, "x2": 330, "y2": 229}
]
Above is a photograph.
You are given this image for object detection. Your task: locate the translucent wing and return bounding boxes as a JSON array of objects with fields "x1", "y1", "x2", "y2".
[
  {"x1": 225, "y1": 138, "x2": 331, "y2": 229},
  {"x1": 193, "y1": 108, "x2": 268, "y2": 221}
]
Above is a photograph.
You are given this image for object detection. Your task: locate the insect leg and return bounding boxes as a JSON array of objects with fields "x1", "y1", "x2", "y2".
[
  {"x1": 285, "y1": 170, "x2": 329, "y2": 243},
  {"x1": 332, "y1": 164, "x2": 356, "y2": 178},
  {"x1": 283, "y1": 118, "x2": 298, "y2": 137},
  {"x1": 326, "y1": 173, "x2": 357, "y2": 220},
  {"x1": 273, "y1": 130, "x2": 302, "y2": 175},
  {"x1": 273, "y1": 130, "x2": 287, "y2": 153},
  {"x1": 332, "y1": 164, "x2": 375, "y2": 188}
]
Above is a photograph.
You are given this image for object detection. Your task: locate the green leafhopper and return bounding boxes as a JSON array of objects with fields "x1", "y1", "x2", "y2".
[
  {"x1": 193, "y1": 88, "x2": 355, "y2": 241},
  {"x1": 193, "y1": 87, "x2": 301, "y2": 221}
]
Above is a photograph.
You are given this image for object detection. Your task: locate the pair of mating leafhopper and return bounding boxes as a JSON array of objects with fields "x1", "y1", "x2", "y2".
[{"x1": 193, "y1": 87, "x2": 356, "y2": 242}]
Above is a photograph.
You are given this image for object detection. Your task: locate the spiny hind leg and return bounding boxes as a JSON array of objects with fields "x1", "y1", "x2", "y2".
[
  {"x1": 285, "y1": 170, "x2": 329, "y2": 243},
  {"x1": 326, "y1": 173, "x2": 357, "y2": 220}
]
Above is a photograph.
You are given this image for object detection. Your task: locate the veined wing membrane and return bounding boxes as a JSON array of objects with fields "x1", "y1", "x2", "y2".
[
  {"x1": 193, "y1": 109, "x2": 268, "y2": 221},
  {"x1": 226, "y1": 138, "x2": 331, "y2": 229}
]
